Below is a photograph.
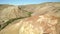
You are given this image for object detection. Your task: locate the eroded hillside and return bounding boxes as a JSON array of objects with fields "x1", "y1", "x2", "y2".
[
  {"x1": 0, "y1": 2, "x2": 60, "y2": 34},
  {"x1": 0, "y1": 5, "x2": 32, "y2": 30}
]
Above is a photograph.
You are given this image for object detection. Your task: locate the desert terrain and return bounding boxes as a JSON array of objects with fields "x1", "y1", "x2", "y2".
[{"x1": 0, "y1": 2, "x2": 60, "y2": 34}]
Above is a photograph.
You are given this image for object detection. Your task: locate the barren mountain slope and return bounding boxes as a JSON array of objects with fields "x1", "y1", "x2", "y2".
[
  {"x1": 0, "y1": 5, "x2": 32, "y2": 30},
  {"x1": 0, "y1": 14, "x2": 59, "y2": 34},
  {"x1": 20, "y1": 2, "x2": 60, "y2": 12},
  {"x1": 0, "y1": 2, "x2": 60, "y2": 34},
  {"x1": 20, "y1": 2, "x2": 60, "y2": 17}
]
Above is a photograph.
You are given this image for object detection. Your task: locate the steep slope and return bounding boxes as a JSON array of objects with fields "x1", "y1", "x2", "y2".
[
  {"x1": 0, "y1": 2, "x2": 60, "y2": 34},
  {"x1": 0, "y1": 14, "x2": 59, "y2": 34},
  {"x1": 14, "y1": 2, "x2": 60, "y2": 34},
  {"x1": 0, "y1": 5, "x2": 32, "y2": 30}
]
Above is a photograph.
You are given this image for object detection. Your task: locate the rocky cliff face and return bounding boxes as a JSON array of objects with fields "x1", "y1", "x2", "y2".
[{"x1": 0, "y1": 2, "x2": 60, "y2": 34}]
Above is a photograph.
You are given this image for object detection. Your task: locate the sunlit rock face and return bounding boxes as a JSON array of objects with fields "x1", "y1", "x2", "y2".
[{"x1": 0, "y1": 14, "x2": 58, "y2": 34}]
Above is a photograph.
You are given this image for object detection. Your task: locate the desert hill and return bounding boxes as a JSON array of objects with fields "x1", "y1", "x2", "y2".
[
  {"x1": 0, "y1": 5, "x2": 32, "y2": 30},
  {"x1": 0, "y1": 2, "x2": 60, "y2": 34},
  {"x1": 20, "y1": 2, "x2": 60, "y2": 17}
]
